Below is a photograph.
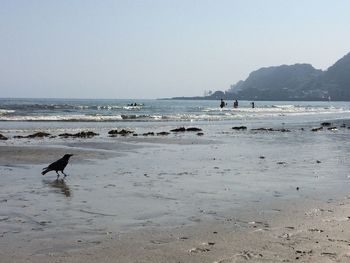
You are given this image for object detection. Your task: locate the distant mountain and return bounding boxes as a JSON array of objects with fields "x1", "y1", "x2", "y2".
[
  {"x1": 309, "y1": 52, "x2": 350, "y2": 100},
  {"x1": 229, "y1": 63, "x2": 323, "y2": 100},
  {"x1": 171, "y1": 52, "x2": 350, "y2": 101}
]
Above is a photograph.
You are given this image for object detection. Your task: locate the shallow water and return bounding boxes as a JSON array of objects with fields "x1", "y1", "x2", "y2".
[{"x1": 1, "y1": 117, "x2": 350, "y2": 254}]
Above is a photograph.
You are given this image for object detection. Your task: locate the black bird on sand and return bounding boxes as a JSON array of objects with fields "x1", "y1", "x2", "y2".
[{"x1": 42, "y1": 154, "x2": 73, "y2": 179}]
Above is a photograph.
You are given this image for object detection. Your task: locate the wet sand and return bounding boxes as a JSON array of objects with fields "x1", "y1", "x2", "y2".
[
  {"x1": 5, "y1": 197, "x2": 350, "y2": 263},
  {"x1": 1, "y1": 122, "x2": 350, "y2": 262}
]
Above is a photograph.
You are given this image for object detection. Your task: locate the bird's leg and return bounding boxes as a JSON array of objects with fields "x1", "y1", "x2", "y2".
[
  {"x1": 62, "y1": 171, "x2": 68, "y2": 178},
  {"x1": 56, "y1": 171, "x2": 60, "y2": 180}
]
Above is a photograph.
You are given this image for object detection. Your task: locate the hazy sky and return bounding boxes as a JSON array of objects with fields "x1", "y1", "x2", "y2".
[{"x1": 1, "y1": 0, "x2": 350, "y2": 99}]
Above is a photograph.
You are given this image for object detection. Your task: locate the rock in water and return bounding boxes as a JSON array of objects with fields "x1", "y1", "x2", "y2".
[
  {"x1": 170, "y1": 127, "x2": 186, "y2": 132},
  {"x1": 108, "y1": 129, "x2": 134, "y2": 136},
  {"x1": 157, "y1": 132, "x2": 170, "y2": 136},
  {"x1": 186, "y1": 127, "x2": 202, "y2": 132},
  {"x1": 14, "y1": 132, "x2": 51, "y2": 139},
  {"x1": 0, "y1": 134, "x2": 8, "y2": 140},
  {"x1": 321, "y1": 122, "x2": 331, "y2": 126},
  {"x1": 232, "y1": 126, "x2": 247, "y2": 130},
  {"x1": 59, "y1": 131, "x2": 99, "y2": 138}
]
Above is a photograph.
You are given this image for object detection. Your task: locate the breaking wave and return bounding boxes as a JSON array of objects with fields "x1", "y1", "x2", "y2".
[{"x1": 0, "y1": 109, "x2": 15, "y2": 115}]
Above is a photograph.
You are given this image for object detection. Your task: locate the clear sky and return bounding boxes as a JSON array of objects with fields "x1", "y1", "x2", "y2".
[{"x1": 1, "y1": 0, "x2": 349, "y2": 99}]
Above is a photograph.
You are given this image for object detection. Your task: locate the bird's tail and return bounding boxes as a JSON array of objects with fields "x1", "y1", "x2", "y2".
[{"x1": 42, "y1": 167, "x2": 48, "y2": 175}]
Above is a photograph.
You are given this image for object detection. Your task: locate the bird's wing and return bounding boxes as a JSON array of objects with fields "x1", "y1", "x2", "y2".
[{"x1": 47, "y1": 158, "x2": 64, "y2": 170}]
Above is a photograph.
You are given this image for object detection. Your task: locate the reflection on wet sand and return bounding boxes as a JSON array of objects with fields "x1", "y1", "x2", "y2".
[{"x1": 43, "y1": 179, "x2": 72, "y2": 197}]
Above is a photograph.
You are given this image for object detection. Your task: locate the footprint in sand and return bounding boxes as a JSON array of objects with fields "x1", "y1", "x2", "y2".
[
  {"x1": 321, "y1": 252, "x2": 337, "y2": 259},
  {"x1": 235, "y1": 250, "x2": 263, "y2": 260},
  {"x1": 189, "y1": 247, "x2": 210, "y2": 253},
  {"x1": 188, "y1": 242, "x2": 215, "y2": 253}
]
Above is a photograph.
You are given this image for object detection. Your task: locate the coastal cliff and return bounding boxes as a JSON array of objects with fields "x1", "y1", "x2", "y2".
[{"x1": 172, "y1": 52, "x2": 350, "y2": 101}]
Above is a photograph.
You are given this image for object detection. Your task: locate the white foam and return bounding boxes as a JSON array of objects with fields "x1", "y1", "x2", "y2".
[
  {"x1": 0, "y1": 105, "x2": 349, "y2": 122},
  {"x1": 0, "y1": 114, "x2": 123, "y2": 122},
  {"x1": 0, "y1": 109, "x2": 15, "y2": 115}
]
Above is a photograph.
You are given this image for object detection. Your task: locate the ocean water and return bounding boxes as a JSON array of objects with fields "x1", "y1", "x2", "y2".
[{"x1": 1, "y1": 98, "x2": 350, "y2": 130}]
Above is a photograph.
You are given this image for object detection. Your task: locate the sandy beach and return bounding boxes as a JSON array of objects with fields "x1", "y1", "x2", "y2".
[
  {"x1": 3, "y1": 195, "x2": 350, "y2": 263},
  {"x1": 1, "y1": 119, "x2": 350, "y2": 262}
]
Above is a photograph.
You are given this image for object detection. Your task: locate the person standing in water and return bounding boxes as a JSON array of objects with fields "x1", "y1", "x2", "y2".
[
  {"x1": 251, "y1": 102, "x2": 255, "y2": 108},
  {"x1": 233, "y1": 99, "x2": 238, "y2": 108},
  {"x1": 220, "y1": 99, "x2": 225, "y2": 109}
]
